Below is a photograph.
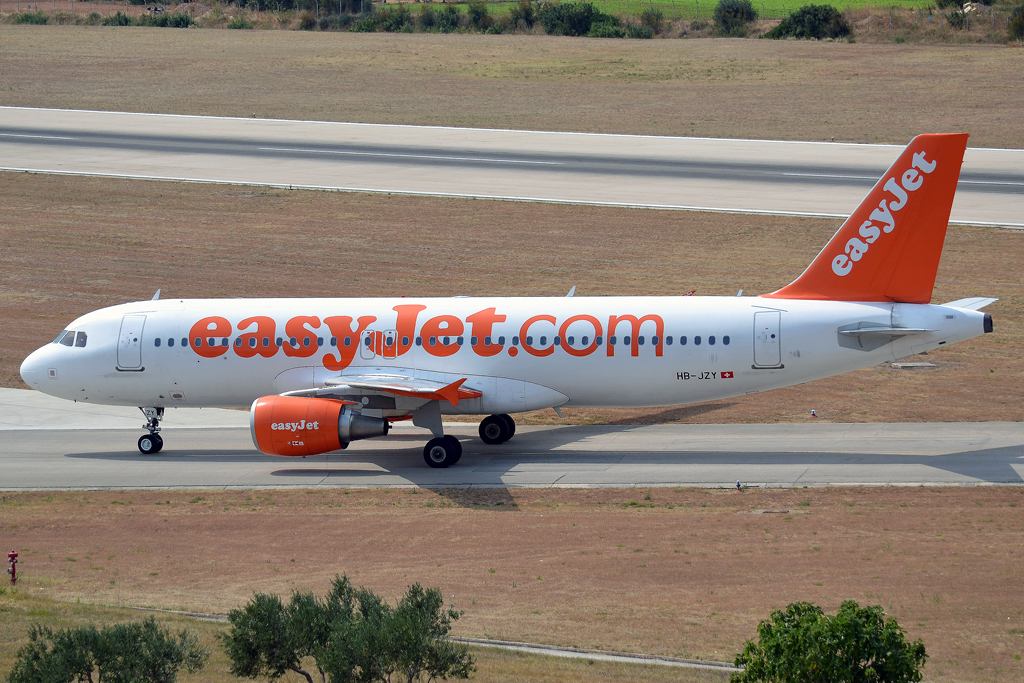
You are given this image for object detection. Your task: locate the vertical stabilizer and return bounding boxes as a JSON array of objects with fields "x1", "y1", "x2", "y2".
[{"x1": 763, "y1": 133, "x2": 968, "y2": 304}]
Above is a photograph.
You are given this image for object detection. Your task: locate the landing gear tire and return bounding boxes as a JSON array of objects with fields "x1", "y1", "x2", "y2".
[
  {"x1": 479, "y1": 415, "x2": 513, "y2": 445},
  {"x1": 424, "y1": 437, "x2": 460, "y2": 468},
  {"x1": 444, "y1": 435, "x2": 463, "y2": 464},
  {"x1": 498, "y1": 414, "x2": 516, "y2": 439},
  {"x1": 138, "y1": 433, "x2": 163, "y2": 455}
]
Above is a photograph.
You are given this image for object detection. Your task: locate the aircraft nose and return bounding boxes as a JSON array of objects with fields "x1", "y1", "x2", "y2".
[{"x1": 20, "y1": 348, "x2": 45, "y2": 388}]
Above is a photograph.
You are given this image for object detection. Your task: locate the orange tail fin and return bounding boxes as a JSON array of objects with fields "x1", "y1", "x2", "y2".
[{"x1": 763, "y1": 133, "x2": 968, "y2": 304}]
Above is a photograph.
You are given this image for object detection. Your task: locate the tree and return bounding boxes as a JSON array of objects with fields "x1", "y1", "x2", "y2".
[
  {"x1": 224, "y1": 576, "x2": 474, "y2": 683},
  {"x1": 714, "y1": 0, "x2": 757, "y2": 36},
  {"x1": 731, "y1": 600, "x2": 927, "y2": 683},
  {"x1": 7, "y1": 619, "x2": 207, "y2": 683}
]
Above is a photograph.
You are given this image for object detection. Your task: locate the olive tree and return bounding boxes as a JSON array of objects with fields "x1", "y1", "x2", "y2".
[{"x1": 731, "y1": 600, "x2": 927, "y2": 683}]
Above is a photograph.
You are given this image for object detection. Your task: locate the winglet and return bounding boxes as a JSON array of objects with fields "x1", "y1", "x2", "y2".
[
  {"x1": 151, "y1": 289, "x2": 161, "y2": 301},
  {"x1": 763, "y1": 133, "x2": 968, "y2": 304},
  {"x1": 436, "y1": 378, "x2": 468, "y2": 406}
]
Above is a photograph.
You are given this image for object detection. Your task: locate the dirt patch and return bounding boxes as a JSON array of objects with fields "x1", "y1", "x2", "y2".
[
  {"x1": 2, "y1": 487, "x2": 1023, "y2": 682},
  {"x1": 0, "y1": 26, "x2": 1022, "y2": 147},
  {"x1": 2, "y1": 171, "x2": 1021, "y2": 424}
]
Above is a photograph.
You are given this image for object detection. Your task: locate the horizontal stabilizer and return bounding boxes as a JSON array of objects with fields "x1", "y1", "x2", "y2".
[{"x1": 942, "y1": 297, "x2": 998, "y2": 311}]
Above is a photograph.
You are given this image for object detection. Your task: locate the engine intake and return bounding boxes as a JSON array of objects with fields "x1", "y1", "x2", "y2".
[{"x1": 250, "y1": 395, "x2": 390, "y2": 457}]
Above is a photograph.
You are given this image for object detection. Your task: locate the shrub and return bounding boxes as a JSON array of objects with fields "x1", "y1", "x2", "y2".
[
  {"x1": 467, "y1": 0, "x2": 493, "y2": 29},
  {"x1": 378, "y1": 4, "x2": 413, "y2": 31},
  {"x1": 731, "y1": 601, "x2": 927, "y2": 683},
  {"x1": 538, "y1": 1, "x2": 602, "y2": 35},
  {"x1": 320, "y1": 13, "x2": 355, "y2": 29},
  {"x1": 137, "y1": 12, "x2": 195, "y2": 26},
  {"x1": 945, "y1": 8, "x2": 966, "y2": 28},
  {"x1": 435, "y1": 4, "x2": 461, "y2": 31},
  {"x1": 714, "y1": 0, "x2": 757, "y2": 34},
  {"x1": 1008, "y1": 2, "x2": 1024, "y2": 40},
  {"x1": 227, "y1": 15, "x2": 254, "y2": 27},
  {"x1": 639, "y1": 5, "x2": 664, "y2": 32},
  {"x1": 509, "y1": 0, "x2": 536, "y2": 27},
  {"x1": 626, "y1": 22, "x2": 654, "y2": 36},
  {"x1": 352, "y1": 14, "x2": 377, "y2": 30},
  {"x1": 418, "y1": 4, "x2": 436, "y2": 28},
  {"x1": 297, "y1": 10, "x2": 317, "y2": 28},
  {"x1": 588, "y1": 18, "x2": 625, "y2": 35},
  {"x1": 763, "y1": 3, "x2": 850, "y2": 38},
  {"x1": 13, "y1": 11, "x2": 49, "y2": 24},
  {"x1": 102, "y1": 10, "x2": 132, "y2": 25}
]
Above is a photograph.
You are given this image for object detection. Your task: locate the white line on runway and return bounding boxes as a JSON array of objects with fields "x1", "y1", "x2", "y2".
[
  {"x1": 3, "y1": 165, "x2": 1022, "y2": 229},
  {"x1": 959, "y1": 179, "x2": 1024, "y2": 187},
  {"x1": 0, "y1": 133, "x2": 76, "y2": 140},
  {"x1": 257, "y1": 147, "x2": 563, "y2": 165},
  {"x1": 782, "y1": 172, "x2": 877, "y2": 180}
]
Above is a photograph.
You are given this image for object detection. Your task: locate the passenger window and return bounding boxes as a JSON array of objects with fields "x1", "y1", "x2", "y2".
[
  {"x1": 429, "y1": 337, "x2": 437, "y2": 346},
  {"x1": 363, "y1": 337, "x2": 371, "y2": 347},
  {"x1": 540, "y1": 336, "x2": 547, "y2": 345},
  {"x1": 724, "y1": 335, "x2": 730, "y2": 345},
  {"x1": 471, "y1": 336, "x2": 479, "y2": 346},
  {"x1": 168, "y1": 338, "x2": 175, "y2": 348},
  {"x1": 652, "y1": 335, "x2": 659, "y2": 345},
  {"x1": 415, "y1": 337, "x2": 422, "y2": 346},
  {"x1": 680, "y1": 336, "x2": 687, "y2": 345},
  {"x1": 609, "y1": 336, "x2": 616, "y2": 345},
  {"x1": 498, "y1": 336, "x2": 506, "y2": 345},
  {"x1": 330, "y1": 337, "x2": 337, "y2": 347},
  {"x1": 75, "y1": 332, "x2": 87, "y2": 347},
  {"x1": 457, "y1": 337, "x2": 464, "y2": 346},
  {"x1": 195, "y1": 337, "x2": 202, "y2": 347},
  {"x1": 234, "y1": 338, "x2": 242, "y2": 347},
  {"x1": 666, "y1": 336, "x2": 673, "y2": 345},
  {"x1": 276, "y1": 337, "x2": 283, "y2": 347},
  {"x1": 303, "y1": 337, "x2": 311, "y2": 347},
  {"x1": 694, "y1": 336, "x2": 702, "y2": 346},
  {"x1": 155, "y1": 338, "x2": 161, "y2": 348},
  {"x1": 443, "y1": 336, "x2": 451, "y2": 346},
  {"x1": 554, "y1": 336, "x2": 561, "y2": 346},
  {"x1": 207, "y1": 337, "x2": 215, "y2": 347},
  {"x1": 512, "y1": 336, "x2": 519, "y2": 346},
  {"x1": 60, "y1": 331, "x2": 75, "y2": 347},
  {"x1": 567, "y1": 336, "x2": 575, "y2": 346},
  {"x1": 638, "y1": 336, "x2": 645, "y2": 346},
  {"x1": 250, "y1": 338, "x2": 257, "y2": 348},
  {"x1": 344, "y1": 337, "x2": 351, "y2": 347},
  {"x1": 526, "y1": 336, "x2": 533, "y2": 345},
  {"x1": 484, "y1": 336, "x2": 491, "y2": 345},
  {"x1": 317, "y1": 337, "x2": 324, "y2": 347},
  {"x1": 596, "y1": 336, "x2": 603, "y2": 345},
  {"x1": 402, "y1": 336, "x2": 409, "y2": 346},
  {"x1": 181, "y1": 338, "x2": 187, "y2": 348},
  {"x1": 709, "y1": 336, "x2": 716, "y2": 345},
  {"x1": 580, "y1": 336, "x2": 587, "y2": 345},
  {"x1": 623, "y1": 336, "x2": 631, "y2": 346}
]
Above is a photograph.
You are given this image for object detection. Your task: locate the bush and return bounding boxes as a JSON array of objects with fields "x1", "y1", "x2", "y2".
[
  {"x1": 731, "y1": 601, "x2": 927, "y2": 683},
  {"x1": 435, "y1": 4, "x2": 461, "y2": 31},
  {"x1": 1008, "y1": 2, "x2": 1024, "y2": 40},
  {"x1": 538, "y1": 1, "x2": 601, "y2": 35},
  {"x1": 297, "y1": 10, "x2": 317, "y2": 28},
  {"x1": 352, "y1": 14, "x2": 377, "y2": 30},
  {"x1": 945, "y1": 8, "x2": 966, "y2": 28},
  {"x1": 626, "y1": 22, "x2": 654, "y2": 36},
  {"x1": 137, "y1": 12, "x2": 195, "y2": 26},
  {"x1": 227, "y1": 15, "x2": 254, "y2": 27},
  {"x1": 509, "y1": 0, "x2": 536, "y2": 28},
  {"x1": 102, "y1": 10, "x2": 132, "y2": 25},
  {"x1": 13, "y1": 11, "x2": 49, "y2": 24},
  {"x1": 714, "y1": 0, "x2": 756, "y2": 34},
  {"x1": 639, "y1": 5, "x2": 664, "y2": 32},
  {"x1": 320, "y1": 13, "x2": 355, "y2": 29},
  {"x1": 763, "y1": 3, "x2": 850, "y2": 38},
  {"x1": 588, "y1": 19, "x2": 625, "y2": 35},
  {"x1": 378, "y1": 4, "x2": 414, "y2": 31},
  {"x1": 418, "y1": 4, "x2": 436, "y2": 28},
  {"x1": 8, "y1": 619, "x2": 208, "y2": 683},
  {"x1": 467, "y1": 0, "x2": 493, "y2": 29}
]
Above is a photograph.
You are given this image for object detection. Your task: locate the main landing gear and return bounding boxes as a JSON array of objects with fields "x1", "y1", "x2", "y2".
[
  {"x1": 479, "y1": 414, "x2": 515, "y2": 445},
  {"x1": 138, "y1": 406, "x2": 164, "y2": 454},
  {"x1": 423, "y1": 435, "x2": 463, "y2": 469}
]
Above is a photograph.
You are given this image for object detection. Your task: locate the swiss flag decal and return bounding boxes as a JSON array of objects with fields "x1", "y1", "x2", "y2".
[{"x1": 721, "y1": 371, "x2": 734, "y2": 379}]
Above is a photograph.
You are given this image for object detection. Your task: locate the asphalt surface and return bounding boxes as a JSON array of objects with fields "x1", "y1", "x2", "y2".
[
  {"x1": 3, "y1": 390, "x2": 1022, "y2": 490},
  {"x1": 1, "y1": 107, "x2": 1021, "y2": 227}
]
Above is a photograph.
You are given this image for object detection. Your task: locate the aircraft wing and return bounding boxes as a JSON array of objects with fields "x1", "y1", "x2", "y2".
[{"x1": 284, "y1": 373, "x2": 482, "y2": 406}]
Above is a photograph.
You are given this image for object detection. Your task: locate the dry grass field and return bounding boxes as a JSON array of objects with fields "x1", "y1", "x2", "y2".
[
  {"x1": 1, "y1": 487, "x2": 1023, "y2": 682},
  {"x1": 1, "y1": 26, "x2": 1022, "y2": 147},
  {"x1": 2, "y1": 171, "x2": 1021, "y2": 424}
]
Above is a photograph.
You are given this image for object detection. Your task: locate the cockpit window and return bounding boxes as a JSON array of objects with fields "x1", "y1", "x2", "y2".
[
  {"x1": 75, "y1": 331, "x2": 88, "y2": 348},
  {"x1": 57, "y1": 330, "x2": 75, "y2": 346}
]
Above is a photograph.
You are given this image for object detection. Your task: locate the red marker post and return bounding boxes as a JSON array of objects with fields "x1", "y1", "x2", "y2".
[{"x1": 7, "y1": 550, "x2": 17, "y2": 586}]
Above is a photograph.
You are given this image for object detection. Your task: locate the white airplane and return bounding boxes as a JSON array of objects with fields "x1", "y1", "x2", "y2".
[{"x1": 20, "y1": 133, "x2": 995, "y2": 468}]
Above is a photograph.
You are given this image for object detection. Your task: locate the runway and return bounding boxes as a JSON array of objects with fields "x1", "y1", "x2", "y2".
[
  {"x1": 3, "y1": 390, "x2": 1022, "y2": 490},
  {"x1": 1, "y1": 107, "x2": 1021, "y2": 227}
]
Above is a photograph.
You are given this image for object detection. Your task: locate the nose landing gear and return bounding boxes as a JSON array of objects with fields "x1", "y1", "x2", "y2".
[{"x1": 138, "y1": 406, "x2": 164, "y2": 454}]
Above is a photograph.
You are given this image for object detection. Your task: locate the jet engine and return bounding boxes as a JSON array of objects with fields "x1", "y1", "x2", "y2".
[{"x1": 250, "y1": 395, "x2": 391, "y2": 457}]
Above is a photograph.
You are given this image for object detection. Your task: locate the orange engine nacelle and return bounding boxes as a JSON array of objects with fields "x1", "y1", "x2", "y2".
[{"x1": 250, "y1": 395, "x2": 391, "y2": 457}]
